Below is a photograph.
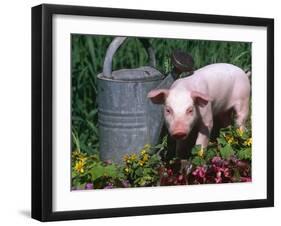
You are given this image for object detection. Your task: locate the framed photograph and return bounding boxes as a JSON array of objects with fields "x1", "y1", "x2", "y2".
[{"x1": 32, "y1": 4, "x2": 274, "y2": 221}]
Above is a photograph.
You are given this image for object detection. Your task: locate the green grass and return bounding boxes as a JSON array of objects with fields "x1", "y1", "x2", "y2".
[{"x1": 71, "y1": 34, "x2": 251, "y2": 155}]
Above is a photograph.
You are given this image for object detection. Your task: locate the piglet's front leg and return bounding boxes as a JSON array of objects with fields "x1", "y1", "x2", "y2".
[{"x1": 195, "y1": 119, "x2": 213, "y2": 149}]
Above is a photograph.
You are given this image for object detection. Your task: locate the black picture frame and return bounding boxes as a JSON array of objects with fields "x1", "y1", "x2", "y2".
[{"x1": 32, "y1": 3, "x2": 274, "y2": 222}]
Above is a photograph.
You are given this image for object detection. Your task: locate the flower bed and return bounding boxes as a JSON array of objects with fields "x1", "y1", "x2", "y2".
[{"x1": 72, "y1": 125, "x2": 251, "y2": 190}]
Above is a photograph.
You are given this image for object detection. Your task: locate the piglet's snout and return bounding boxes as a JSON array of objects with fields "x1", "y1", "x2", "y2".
[{"x1": 171, "y1": 122, "x2": 188, "y2": 139}]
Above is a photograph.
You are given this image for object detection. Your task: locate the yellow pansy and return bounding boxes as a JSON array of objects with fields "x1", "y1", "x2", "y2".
[
  {"x1": 244, "y1": 138, "x2": 252, "y2": 146},
  {"x1": 139, "y1": 160, "x2": 144, "y2": 166},
  {"x1": 225, "y1": 135, "x2": 235, "y2": 144},
  {"x1": 124, "y1": 167, "x2": 130, "y2": 173},
  {"x1": 236, "y1": 128, "x2": 244, "y2": 137},
  {"x1": 142, "y1": 153, "x2": 149, "y2": 162},
  {"x1": 130, "y1": 153, "x2": 137, "y2": 161},
  {"x1": 198, "y1": 147, "x2": 204, "y2": 157},
  {"x1": 141, "y1": 149, "x2": 147, "y2": 156},
  {"x1": 74, "y1": 160, "x2": 85, "y2": 174}
]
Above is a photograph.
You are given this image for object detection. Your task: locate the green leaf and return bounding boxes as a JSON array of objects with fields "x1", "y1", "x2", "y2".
[
  {"x1": 89, "y1": 163, "x2": 120, "y2": 181},
  {"x1": 89, "y1": 163, "x2": 105, "y2": 180},
  {"x1": 191, "y1": 145, "x2": 202, "y2": 155},
  {"x1": 217, "y1": 137, "x2": 227, "y2": 146},
  {"x1": 241, "y1": 132, "x2": 249, "y2": 140},
  {"x1": 237, "y1": 148, "x2": 252, "y2": 160},
  {"x1": 192, "y1": 156, "x2": 206, "y2": 166},
  {"x1": 205, "y1": 148, "x2": 217, "y2": 162},
  {"x1": 143, "y1": 168, "x2": 153, "y2": 176},
  {"x1": 103, "y1": 164, "x2": 119, "y2": 178},
  {"x1": 135, "y1": 168, "x2": 143, "y2": 177},
  {"x1": 220, "y1": 144, "x2": 234, "y2": 159},
  {"x1": 150, "y1": 154, "x2": 161, "y2": 163}
]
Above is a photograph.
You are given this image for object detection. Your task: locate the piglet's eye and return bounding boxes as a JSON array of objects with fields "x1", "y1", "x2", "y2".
[
  {"x1": 186, "y1": 107, "x2": 193, "y2": 114},
  {"x1": 165, "y1": 107, "x2": 172, "y2": 114}
]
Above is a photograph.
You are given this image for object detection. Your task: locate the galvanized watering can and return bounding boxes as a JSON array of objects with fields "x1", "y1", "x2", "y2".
[{"x1": 97, "y1": 37, "x2": 194, "y2": 163}]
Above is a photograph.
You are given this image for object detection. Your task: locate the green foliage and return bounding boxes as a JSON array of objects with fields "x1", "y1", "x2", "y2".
[
  {"x1": 72, "y1": 125, "x2": 252, "y2": 189},
  {"x1": 71, "y1": 144, "x2": 163, "y2": 189},
  {"x1": 192, "y1": 156, "x2": 206, "y2": 166},
  {"x1": 123, "y1": 144, "x2": 162, "y2": 187},
  {"x1": 237, "y1": 148, "x2": 251, "y2": 160},
  {"x1": 220, "y1": 144, "x2": 234, "y2": 159},
  {"x1": 89, "y1": 163, "x2": 119, "y2": 181},
  {"x1": 190, "y1": 125, "x2": 252, "y2": 163},
  {"x1": 71, "y1": 150, "x2": 125, "y2": 189}
]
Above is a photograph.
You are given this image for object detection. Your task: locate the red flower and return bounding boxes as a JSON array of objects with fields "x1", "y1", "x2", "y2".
[
  {"x1": 240, "y1": 177, "x2": 252, "y2": 182},
  {"x1": 192, "y1": 166, "x2": 207, "y2": 178},
  {"x1": 215, "y1": 171, "x2": 222, "y2": 183}
]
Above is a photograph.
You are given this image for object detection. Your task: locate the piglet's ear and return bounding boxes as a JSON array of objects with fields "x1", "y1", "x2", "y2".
[
  {"x1": 191, "y1": 91, "x2": 212, "y2": 107},
  {"x1": 147, "y1": 89, "x2": 169, "y2": 104}
]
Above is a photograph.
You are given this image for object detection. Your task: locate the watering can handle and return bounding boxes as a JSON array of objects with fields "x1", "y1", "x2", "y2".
[{"x1": 103, "y1": 37, "x2": 156, "y2": 79}]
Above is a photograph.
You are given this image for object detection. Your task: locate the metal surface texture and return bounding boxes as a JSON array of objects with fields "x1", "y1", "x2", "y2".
[{"x1": 98, "y1": 37, "x2": 164, "y2": 163}]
